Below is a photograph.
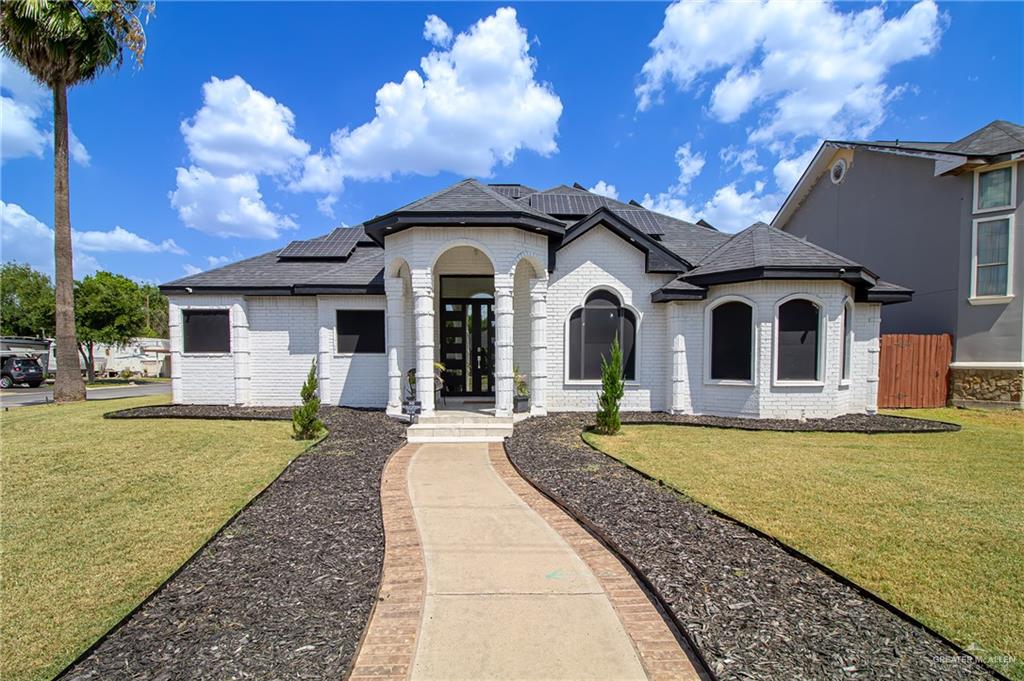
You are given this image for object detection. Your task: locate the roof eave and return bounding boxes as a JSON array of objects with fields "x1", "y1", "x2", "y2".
[
  {"x1": 364, "y1": 212, "x2": 565, "y2": 245},
  {"x1": 684, "y1": 266, "x2": 874, "y2": 287},
  {"x1": 160, "y1": 284, "x2": 385, "y2": 296},
  {"x1": 651, "y1": 288, "x2": 707, "y2": 303},
  {"x1": 558, "y1": 207, "x2": 692, "y2": 272}
]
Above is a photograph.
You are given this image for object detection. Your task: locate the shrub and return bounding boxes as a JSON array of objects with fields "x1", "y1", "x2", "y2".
[
  {"x1": 292, "y1": 359, "x2": 324, "y2": 440},
  {"x1": 595, "y1": 337, "x2": 624, "y2": 435}
]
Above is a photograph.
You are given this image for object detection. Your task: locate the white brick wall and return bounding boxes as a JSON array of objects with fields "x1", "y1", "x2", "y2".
[
  {"x1": 168, "y1": 295, "x2": 245, "y2": 405},
  {"x1": 247, "y1": 296, "x2": 318, "y2": 406},
  {"x1": 546, "y1": 225, "x2": 675, "y2": 412},
  {"x1": 317, "y1": 295, "x2": 389, "y2": 408}
]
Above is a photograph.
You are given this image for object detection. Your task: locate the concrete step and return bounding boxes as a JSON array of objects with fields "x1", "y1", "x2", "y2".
[
  {"x1": 407, "y1": 421, "x2": 514, "y2": 443},
  {"x1": 417, "y1": 413, "x2": 514, "y2": 426}
]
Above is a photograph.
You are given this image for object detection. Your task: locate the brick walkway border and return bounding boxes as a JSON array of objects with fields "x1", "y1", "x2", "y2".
[
  {"x1": 348, "y1": 444, "x2": 424, "y2": 681},
  {"x1": 489, "y1": 443, "x2": 703, "y2": 681}
]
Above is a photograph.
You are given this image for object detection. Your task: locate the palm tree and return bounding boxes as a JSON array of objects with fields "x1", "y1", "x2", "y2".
[{"x1": 1, "y1": 0, "x2": 150, "y2": 402}]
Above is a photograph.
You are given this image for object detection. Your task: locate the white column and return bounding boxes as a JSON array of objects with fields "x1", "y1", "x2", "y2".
[
  {"x1": 412, "y1": 272, "x2": 436, "y2": 415},
  {"x1": 385, "y1": 277, "x2": 406, "y2": 416},
  {"x1": 316, "y1": 300, "x2": 333, "y2": 405},
  {"x1": 231, "y1": 300, "x2": 250, "y2": 406},
  {"x1": 865, "y1": 304, "x2": 882, "y2": 414},
  {"x1": 494, "y1": 274, "x2": 515, "y2": 417},
  {"x1": 168, "y1": 302, "x2": 183, "y2": 404},
  {"x1": 529, "y1": 276, "x2": 548, "y2": 416},
  {"x1": 669, "y1": 303, "x2": 692, "y2": 414}
]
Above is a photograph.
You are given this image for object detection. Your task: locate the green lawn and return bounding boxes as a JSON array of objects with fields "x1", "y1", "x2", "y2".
[
  {"x1": 1, "y1": 396, "x2": 308, "y2": 681},
  {"x1": 585, "y1": 408, "x2": 1024, "y2": 678}
]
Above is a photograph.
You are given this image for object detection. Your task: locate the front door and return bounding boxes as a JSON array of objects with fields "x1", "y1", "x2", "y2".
[{"x1": 440, "y1": 298, "x2": 494, "y2": 396}]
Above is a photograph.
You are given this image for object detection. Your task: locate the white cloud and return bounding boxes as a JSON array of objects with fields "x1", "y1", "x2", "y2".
[
  {"x1": 316, "y1": 194, "x2": 338, "y2": 218},
  {"x1": 292, "y1": 7, "x2": 562, "y2": 196},
  {"x1": 206, "y1": 254, "x2": 233, "y2": 267},
  {"x1": 636, "y1": 0, "x2": 943, "y2": 146},
  {"x1": 182, "y1": 264, "x2": 203, "y2": 276},
  {"x1": 1, "y1": 56, "x2": 91, "y2": 166},
  {"x1": 643, "y1": 180, "x2": 781, "y2": 233},
  {"x1": 0, "y1": 201, "x2": 100, "y2": 275},
  {"x1": 181, "y1": 75, "x2": 310, "y2": 175},
  {"x1": 641, "y1": 143, "x2": 706, "y2": 218},
  {"x1": 74, "y1": 225, "x2": 186, "y2": 255},
  {"x1": 588, "y1": 180, "x2": 619, "y2": 200},
  {"x1": 720, "y1": 146, "x2": 764, "y2": 175},
  {"x1": 424, "y1": 14, "x2": 453, "y2": 47},
  {"x1": 169, "y1": 166, "x2": 297, "y2": 239},
  {"x1": 773, "y1": 145, "x2": 819, "y2": 193}
]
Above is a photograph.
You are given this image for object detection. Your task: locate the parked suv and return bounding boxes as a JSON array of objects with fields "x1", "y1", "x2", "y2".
[{"x1": 1, "y1": 357, "x2": 44, "y2": 388}]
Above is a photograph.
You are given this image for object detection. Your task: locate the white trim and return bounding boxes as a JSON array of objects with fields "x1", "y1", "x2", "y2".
[
  {"x1": 562, "y1": 286, "x2": 641, "y2": 385},
  {"x1": 950, "y1": 361, "x2": 1024, "y2": 369},
  {"x1": 772, "y1": 294, "x2": 826, "y2": 387},
  {"x1": 841, "y1": 297, "x2": 854, "y2": 381},
  {"x1": 703, "y1": 295, "x2": 757, "y2": 386},
  {"x1": 972, "y1": 161, "x2": 1017, "y2": 214},
  {"x1": 970, "y1": 215, "x2": 1015, "y2": 300}
]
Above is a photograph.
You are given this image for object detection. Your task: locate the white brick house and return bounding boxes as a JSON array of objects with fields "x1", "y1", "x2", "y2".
[{"x1": 162, "y1": 180, "x2": 910, "y2": 420}]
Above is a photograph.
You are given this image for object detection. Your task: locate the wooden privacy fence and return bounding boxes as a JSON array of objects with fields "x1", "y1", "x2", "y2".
[{"x1": 878, "y1": 334, "x2": 952, "y2": 408}]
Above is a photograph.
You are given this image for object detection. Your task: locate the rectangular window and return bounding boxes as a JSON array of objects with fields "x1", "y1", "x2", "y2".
[
  {"x1": 777, "y1": 300, "x2": 819, "y2": 382},
  {"x1": 337, "y1": 310, "x2": 385, "y2": 353},
  {"x1": 974, "y1": 218, "x2": 1011, "y2": 297},
  {"x1": 182, "y1": 310, "x2": 230, "y2": 353},
  {"x1": 841, "y1": 306, "x2": 852, "y2": 381},
  {"x1": 975, "y1": 166, "x2": 1014, "y2": 212}
]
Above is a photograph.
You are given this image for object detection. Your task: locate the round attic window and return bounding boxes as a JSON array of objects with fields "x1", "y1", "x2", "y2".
[{"x1": 830, "y1": 158, "x2": 848, "y2": 184}]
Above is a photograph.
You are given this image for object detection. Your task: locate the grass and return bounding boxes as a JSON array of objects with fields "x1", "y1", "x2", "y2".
[
  {"x1": 1, "y1": 395, "x2": 309, "y2": 681},
  {"x1": 584, "y1": 408, "x2": 1024, "y2": 678}
]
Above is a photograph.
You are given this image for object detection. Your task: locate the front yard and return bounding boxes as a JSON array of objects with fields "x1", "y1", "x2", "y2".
[
  {"x1": 1, "y1": 396, "x2": 308, "y2": 681},
  {"x1": 585, "y1": 408, "x2": 1023, "y2": 678}
]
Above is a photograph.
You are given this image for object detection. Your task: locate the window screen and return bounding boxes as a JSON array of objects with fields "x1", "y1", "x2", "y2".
[
  {"x1": 975, "y1": 218, "x2": 1010, "y2": 296},
  {"x1": 977, "y1": 167, "x2": 1012, "y2": 211},
  {"x1": 568, "y1": 290, "x2": 636, "y2": 381},
  {"x1": 710, "y1": 301, "x2": 752, "y2": 381},
  {"x1": 182, "y1": 310, "x2": 230, "y2": 353},
  {"x1": 337, "y1": 310, "x2": 385, "y2": 353},
  {"x1": 777, "y1": 299, "x2": 819, "y2": 381}
]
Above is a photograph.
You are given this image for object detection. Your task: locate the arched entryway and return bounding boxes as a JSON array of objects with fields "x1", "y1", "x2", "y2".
[{"x1": 433, "y1": 246, "x2": 496, "y2": 399}]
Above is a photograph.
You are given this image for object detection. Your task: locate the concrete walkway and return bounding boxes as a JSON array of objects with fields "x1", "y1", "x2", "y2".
[{"x1": 350, "y1": 442, "x2": 700, "y2": 681}]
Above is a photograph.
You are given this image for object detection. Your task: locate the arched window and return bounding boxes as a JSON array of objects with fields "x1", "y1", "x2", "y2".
[
  {"x1": 776, "y1": 298, "x2": 822, "y2": 382},
  {"x1": 568, "y1": 290, "x2": 636, "y2": 381},
  {"x1": 709, "y1": 300, "x2": 753, "y2": 381},
  {"x1": 841, "y1": 300, "x2": 854, "y2": 381}
]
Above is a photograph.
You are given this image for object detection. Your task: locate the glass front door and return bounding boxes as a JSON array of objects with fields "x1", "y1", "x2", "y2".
[{"x1": 440, "y1": 298, "x2": 495, "y2": 397}]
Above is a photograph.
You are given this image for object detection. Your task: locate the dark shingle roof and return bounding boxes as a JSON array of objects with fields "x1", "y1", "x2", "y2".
[
  {"x1": 388, "y1": 178, "x2": 554, "y2": 220},
  {"x1": 488, "y1": 183, "x2": 538, "y2": 199},
  {"x1": 944, "y1": 120, "x2": 1024, "y2": 156},
  {"x1": 686, "y1": 222, "x2": 857, "y2": 278}
]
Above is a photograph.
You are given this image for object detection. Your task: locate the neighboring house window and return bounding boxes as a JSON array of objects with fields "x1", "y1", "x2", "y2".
[
  {"x1": 182, "y1": 310, "x2": 230, "y2": 353},
  {"x1": 972, "y1": 217, "x2": 1013, "y2": 298},
  {"x1": 568, "y1": 290, "x2": 636, "y2": 381},
  {"x1": 337, "y1": 310, "x2": 386, "y2": 353},
  {"x1": 841, "y1": 300, "x2": 854, "y2": 381},
  {"x1": 709, "y1": 300, "x2": 753, "y2": 381},
  {"x1": 776, "y1": 299, "x2": 821, "y2": 382},
  {"x1": 974, "y1": 165, "x2": 1015, "y2": 213}
]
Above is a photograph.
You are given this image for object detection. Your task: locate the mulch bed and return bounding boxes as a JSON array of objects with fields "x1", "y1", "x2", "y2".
[
  {"x1": 506, "y1": 414, "x2": 994, "y2": 681},
  {"x1": 622, "y1": 411, "x2": 960, "y2": 433},
  {"x1": 105, "y1": 404, "x2": 295, "y2": 421},
  {"x1": 62, "y1": 407, "x2": 406, "y2": 681}
]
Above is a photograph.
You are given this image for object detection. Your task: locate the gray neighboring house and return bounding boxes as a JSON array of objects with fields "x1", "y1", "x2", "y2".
[{"x1": 774, "y1": 120, "x2": 1024, "y2": 408}]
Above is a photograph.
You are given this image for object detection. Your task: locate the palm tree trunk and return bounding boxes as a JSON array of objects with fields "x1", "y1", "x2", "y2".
[{"x1": 52, "y1": 80, "x2": 86, "y2": 402}]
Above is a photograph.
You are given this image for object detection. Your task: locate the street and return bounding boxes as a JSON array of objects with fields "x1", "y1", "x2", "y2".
[{"x1": 0, "y1": 382, "x2": 171, "y2": 408}]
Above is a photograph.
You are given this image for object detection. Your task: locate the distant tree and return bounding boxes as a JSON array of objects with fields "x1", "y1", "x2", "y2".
[
  {"x1": 595, "y1": 337, "x2": 624, "y2": 435},
  {"x1": 74, "y1": 271, "x2": 146, "y2": 381},
  {"x1": 139, "y1": 283, "x2": 168, "y2": 337},
  {"x1": 1, "y1": 0, "x2": 151, "y2": 401},
  {"x1": 0, "y1": 263, "x2": 55, "y2": 338}
]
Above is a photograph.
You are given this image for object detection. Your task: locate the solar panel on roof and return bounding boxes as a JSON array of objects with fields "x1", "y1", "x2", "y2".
[
  {"x1": 278, "y1": 228, "x2": 362, "y2": 259},
  {"x1": 610, "y1": 209, "x2": 666, "y2": 236}
]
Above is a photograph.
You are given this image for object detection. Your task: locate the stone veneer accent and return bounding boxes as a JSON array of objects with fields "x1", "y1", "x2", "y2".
[
  {"x1": 950, "y1": 367, "x2": 1024, "y2": 409},
  {"x1": 488, "y1": 444, "x2": 702, "y2": 681},
  {"x1": 349, "y1": 444, "x2": 425, "y2": 681}
]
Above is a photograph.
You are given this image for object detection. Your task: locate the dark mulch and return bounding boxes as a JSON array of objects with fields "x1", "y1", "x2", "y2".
[
  {"x1": 506, "y1": 414, "x2": 994, "y2": 681},
  {"x1": 105, "y1": 404, "x2": 294, "y2": 421},
  {"x1": 621, "y1": 411, "x2": 960, "y2": 433},
  {"x1": 62, "y1": 407, "x2": 406, "y2": 681}
]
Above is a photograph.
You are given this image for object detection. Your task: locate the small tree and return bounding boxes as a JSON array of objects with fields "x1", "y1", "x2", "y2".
[
  {"x1": 292, "y1": 359, "x2": 323, "y2": 440},
  {"x1": 595, "y1": 337, "x2": 624, "y2": 435},
  {"x1": 0, "y1": 263, "x2": 55, "y2": 338},
  {"x1": 75, "y1": 271, "x2": 146, "y2": 381}
]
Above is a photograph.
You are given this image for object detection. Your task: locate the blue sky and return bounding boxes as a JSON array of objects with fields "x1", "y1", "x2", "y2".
[{"x1": 1, "y1": 1, "x2": 1021, "y2": 284}]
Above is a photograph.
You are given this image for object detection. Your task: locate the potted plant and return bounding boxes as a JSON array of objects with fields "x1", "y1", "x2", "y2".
[
  {"x1": 513, "y1": 366, "x2": 530, "y2": 413},
  {"x1": 406, "y1": 362, "x2": 447, "y2": 414}
]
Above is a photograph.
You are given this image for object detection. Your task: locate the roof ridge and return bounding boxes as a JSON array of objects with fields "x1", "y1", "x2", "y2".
[
  {"x1": 993, "y1": 119, "x2": 1024, "y2": 145},
  {"x1": 767, "y1": 222, "x2": 858, "y2": 264}
]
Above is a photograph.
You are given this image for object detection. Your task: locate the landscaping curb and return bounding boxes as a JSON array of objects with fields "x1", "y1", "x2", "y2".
[
  {"x1": 619, "y1": 412, "x2": 961, "y2": 433},
  {"x1": 577, "y1": 429, "x2": 1010, "y2": 681},
  {"x1": 501, "y1": 440, "x2": 717, "y2": 681},
  {"x1": 54, "y1": 434, "x2": 323, "y2": 681}
]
